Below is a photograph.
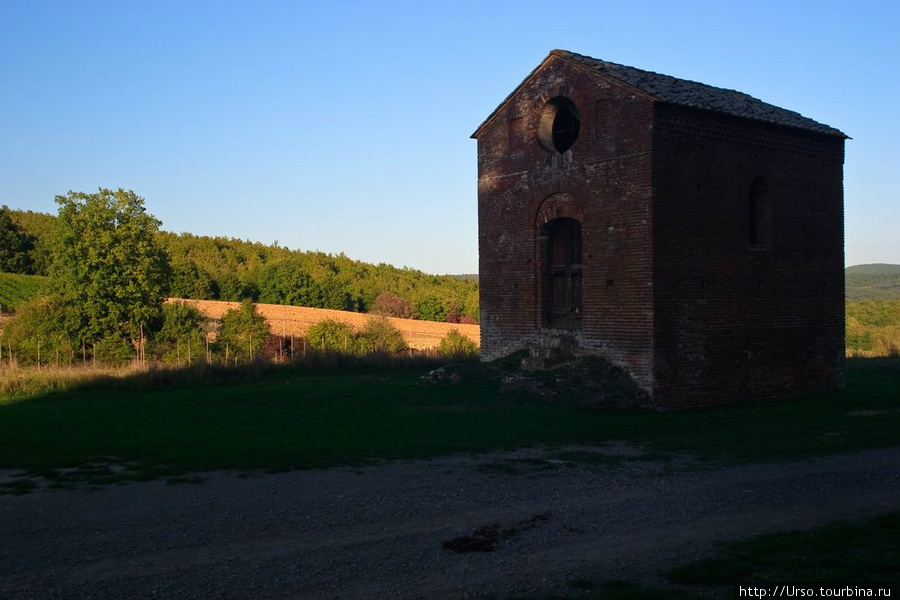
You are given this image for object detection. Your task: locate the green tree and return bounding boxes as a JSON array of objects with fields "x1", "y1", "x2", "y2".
[
  {"x1": 150, "y1": 302, "x2": 208, "y2": 364},
  {"x1": 93, "y1": 333, "x2": 135, "y2": 366},
  {"x1": 1, "y1": 296, "x2": 72, "y2": 366},
  {"x1": 50, "y1": 189, "x2": 170, "y2": 350},
  {"x1": 217, "y1": 271, "x2": 259, "y2": 302},
  {"x1": 9, "y1": 209, "x2": 56, "y2": 275},
  {"x1": 416, "y1": 296, "x2": 449, "y2": 322},
  {"x1": 0, "y1": 205, "x2": 36, "y2": 274},
  {"x1": 217, "y1": 299, "x2": 270, "y2": 361},
  {"x1": 846, "y1": 299, "x2": 900, "y2": 356},
  {"x1": 258, "y1": 259, "x2": 317, "y2": 306},
  {"x1": 168, "y1": 258, "x2": 218, "y2": 300},
  {"x1": 462, "y1": 288, "x2": 480, "y2": 323},
  {"x1": 152, "y1": 229, "x2": 479, "y2": 321},
  {"x1": 306, "y1": 319, "x2": 356, "y2": 353},
  {"x1": 315, "y1": 278, "x2": 353, "y2": 311}
]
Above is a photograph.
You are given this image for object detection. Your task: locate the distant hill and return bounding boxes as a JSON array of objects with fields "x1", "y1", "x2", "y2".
[
  {"x1": 0, "y1": 272, "x2": 47, "y2": 312},
  {"x1": 846, "y1": 264, "x2": 900, "y2": 300},
  {"x1": 846, "y1": 264, "x2": 900, "y2": 276},
  {"x1": 5, "y1": 208, "x2": 480, "y2": 322}
]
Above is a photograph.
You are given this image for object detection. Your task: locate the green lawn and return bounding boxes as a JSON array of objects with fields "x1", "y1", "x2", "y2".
[
  {"x1": 0, "y1": 357, "x2": 898, "y2": 488},
  {"x1": 1, "y1": 357, "x2": 898, "y2": 593},
  {"x1": 667, "y1": 511, "x2": 900, "y2": 586}
]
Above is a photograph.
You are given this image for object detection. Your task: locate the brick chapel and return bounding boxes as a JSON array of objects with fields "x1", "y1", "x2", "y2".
[{"x1": 472, "y1": 50, "x2": 847, "y2": 410}]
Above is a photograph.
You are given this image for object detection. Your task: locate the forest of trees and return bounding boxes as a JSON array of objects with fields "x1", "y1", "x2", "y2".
[
  {"x1": 5, "y1": 206, "x2": 479, "y2": 323},
  {"x1": 0, "y1": 192, "x2": 479, "y2": 367},
  {"x1": 846, "y1": 299, "x2": 900, "y2": 356}
]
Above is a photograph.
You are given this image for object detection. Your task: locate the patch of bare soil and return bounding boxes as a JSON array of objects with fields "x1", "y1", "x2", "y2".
[
  {"x1": 499, "y1": 355, "x2": 653, "y2": 410},
  {"x1": 442, "y1": 511, "x2": 552, "y2": 553},
  {"x1": 1, "y1": 446, "x2": 899, "y2": 600}
]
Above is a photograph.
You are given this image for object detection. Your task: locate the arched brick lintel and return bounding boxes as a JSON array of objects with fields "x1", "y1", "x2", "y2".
[{"x1": 535, "y1": 192, "x2": 584, "y2": 227}]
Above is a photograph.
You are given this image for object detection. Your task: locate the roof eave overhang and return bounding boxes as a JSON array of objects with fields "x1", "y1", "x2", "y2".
[
  {"x1": 470, "y1": 54, "x2": 555, "y2": 140},
  {"x1": 472, "y1": 50, "x2": 849, "y2": 141},
  {"x1": 652, "y1": 100, "x2": 850, "y2": 140}
]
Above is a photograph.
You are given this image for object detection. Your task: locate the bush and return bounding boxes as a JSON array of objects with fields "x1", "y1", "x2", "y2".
[
  {"x1": 94, "y1": 334, "x2": 134, "y2": 366},
  {"x1": 306, "y1": 317, "x2": 408, "y2": 356},
  {"x1": 358, "y1": 317, "x2": 407, "y2": 354},
  {"x1": 217, "y1": 299, "x2": 270, "y2": 362},
  {"x1": 438, "y1": 329, "x2": 479, "y2": 359},
  {"x1": 1, "y1": 296, "x2": 72, "y2": 366},
  {"x1": 306, "y1": 319, "x2": 355, "y2": 353},
  {"x1": 444, "y1": 306, "x2": 478, "y2": 325},
  {"x1": 150, "y1": 302, "x2": 209, "y2": 365},
  {"x1": 371, "y1": 292, "x2": 412, "y2": 319}
]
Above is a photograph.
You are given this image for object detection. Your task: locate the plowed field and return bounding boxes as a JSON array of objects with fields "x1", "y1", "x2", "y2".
[{"x1": 171, "y1": 299, "x2": 480, "y2": 351}]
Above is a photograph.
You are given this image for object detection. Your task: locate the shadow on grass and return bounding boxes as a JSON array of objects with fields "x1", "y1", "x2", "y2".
[
  {"x1": 0, "y1": 355, "x2": 897, "y2": 493},
  {"x1": 667, "y1": 511, "x2": 900, "y2": 585},
  {"x1": 0, "y1": 350, "x2": 452, "y2": 400}
]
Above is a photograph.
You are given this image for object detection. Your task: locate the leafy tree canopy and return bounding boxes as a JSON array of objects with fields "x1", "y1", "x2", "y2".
[
  {"x1": 258, "y1": 259, "x2": 316, "y2": 306},
  {"x1": 0, "y1": 296, "x2": 70, "y2": 365},
  {"x1": 0, "y1": 205, "x2": 36, "y2": 274},
  {"x1": 357, "y1": 316, "x2": 407, "y2": 354},
  {"x1": 416, "y1": 296, "x2": 448, "y2": 322},
  {"x1": 8, "y1": 210, "x2": 55, "y2": 275},
  {"x1": 217, "y1": 299, "x2": 270, "y2": 361},
  {"x1": 371, "y1": 292, "x2": 412, "y2": 318},
  {"x1": 7, "y1": 206, "x2": 481, "y2": 323},
  {"x1": 150, "y1": 301, "x2": 208, "y2": 364},
  {"x1": 306, "y1": 319, "x2": 356, "y2": 353},
  {"x1": 49, "y1": 189, "x2": 170, "y2": 344},
  {"x1": 168, "y1": 258, "x2": 218, "y2": 300}
]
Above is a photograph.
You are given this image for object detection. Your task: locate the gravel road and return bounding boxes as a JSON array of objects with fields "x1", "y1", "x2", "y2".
[{"x1": 2, "y1": 445, "x2": 898, "y2": 600}]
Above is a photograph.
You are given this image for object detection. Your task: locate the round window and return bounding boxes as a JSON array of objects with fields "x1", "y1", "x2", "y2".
[{"x1": 538, "y1": 97, "x2": 581, "y2": 154}]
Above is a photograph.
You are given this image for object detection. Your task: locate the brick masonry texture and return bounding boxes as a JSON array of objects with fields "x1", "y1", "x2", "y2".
[
  {"x1": 472, "y1": 51, "x2": 845, "y2": 410},
  {"x1": 171, "y1": 299, "x2": 480, "y2": 351}
]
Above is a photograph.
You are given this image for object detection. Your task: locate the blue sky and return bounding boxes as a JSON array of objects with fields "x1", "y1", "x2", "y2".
[{"x1": 1, "y1": 0, "x2": 897, "y2": 274}]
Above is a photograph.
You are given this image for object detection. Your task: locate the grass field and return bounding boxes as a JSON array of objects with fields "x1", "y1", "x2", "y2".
[
  {"x1": 0, "y1": 356, "x2": 898, "y2": 492},
  {"x1": 1, "y1": 357, "x2": 897, "y2": 594},
  {"x1": 0, "y1": 271, "x2": 47, "y2": 311},
  {"x1": 548, "y1": 511, "x2": 900, "y2": 600}
]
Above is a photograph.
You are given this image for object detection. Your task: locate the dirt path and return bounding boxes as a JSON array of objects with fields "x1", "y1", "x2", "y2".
[{"x1": 2, "y1": 446, "x2": 899, "y2": 600}]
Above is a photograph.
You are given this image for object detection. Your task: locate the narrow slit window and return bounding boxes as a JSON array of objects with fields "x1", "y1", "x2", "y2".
[{"x1": 749, "y1": 177, "x2": 767, "y2": 247}]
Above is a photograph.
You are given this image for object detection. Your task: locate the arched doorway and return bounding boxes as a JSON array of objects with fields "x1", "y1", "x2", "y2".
[{"x1": 541, "y1": 217, "x2": 582, "y2": 329}]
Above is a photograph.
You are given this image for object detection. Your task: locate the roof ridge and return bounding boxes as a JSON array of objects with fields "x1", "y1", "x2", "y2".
[{"x1": 550, "y1": 49, "x2": 846, "y2": 138}]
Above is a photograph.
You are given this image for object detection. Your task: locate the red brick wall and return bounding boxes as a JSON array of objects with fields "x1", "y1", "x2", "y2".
[
  {"x1": 651, "y1": 104, "x2": 845, "y2": 409},
  {"x1": 476, "y1": 57, "x2": 845, "y2": 409},
  {"x1": 476, "y1": 56, "x2": 656, "y2": 388}
]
